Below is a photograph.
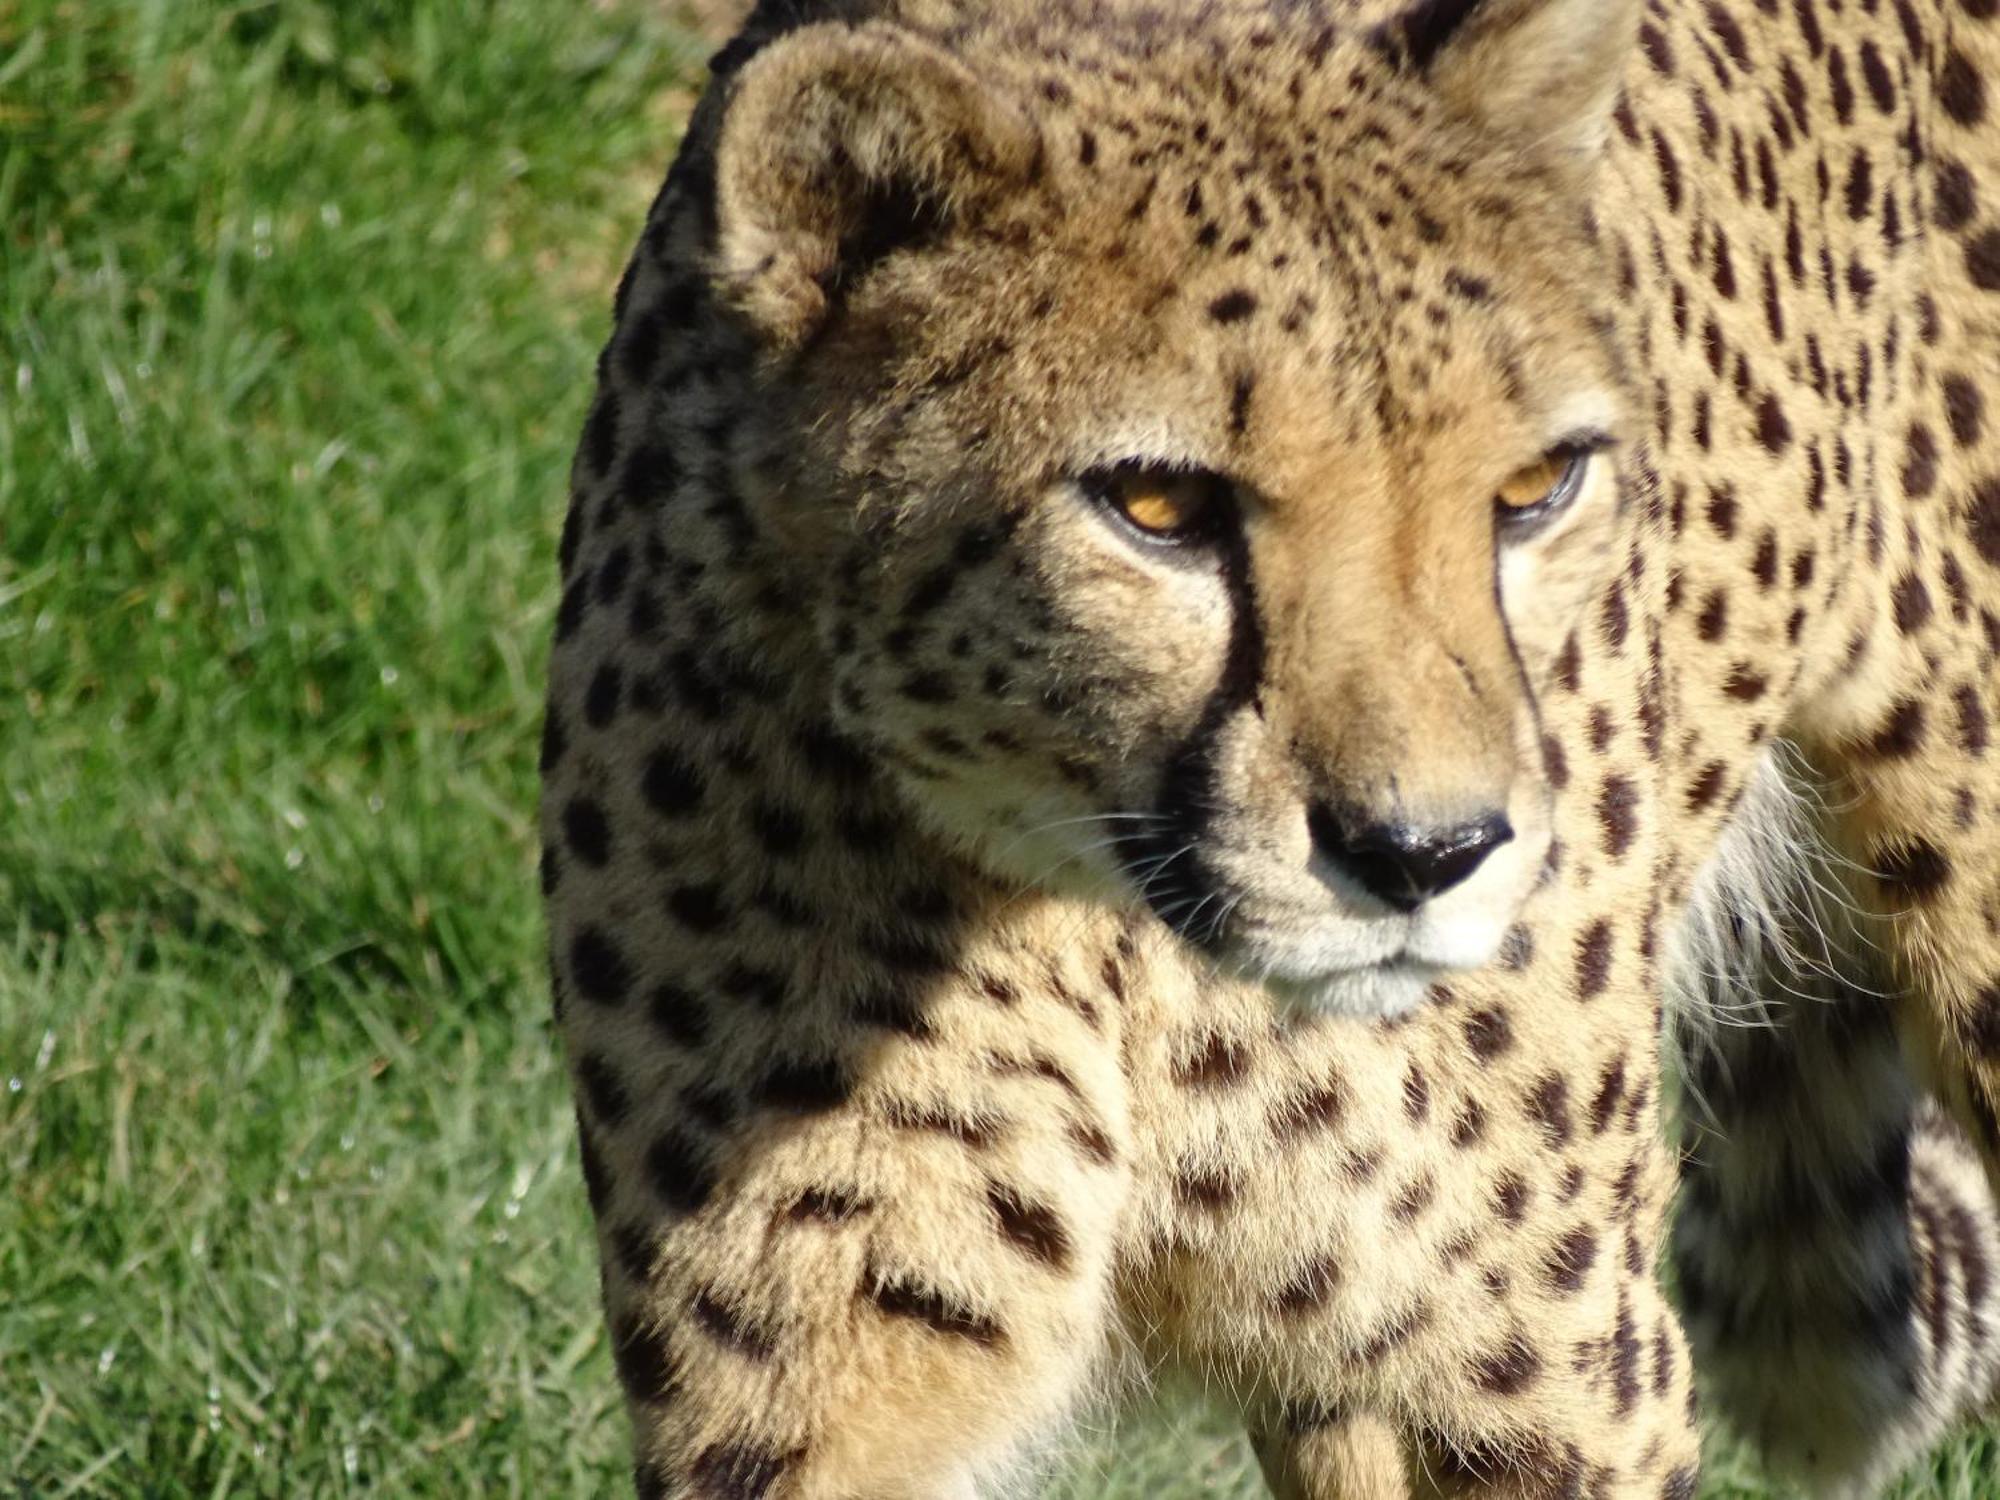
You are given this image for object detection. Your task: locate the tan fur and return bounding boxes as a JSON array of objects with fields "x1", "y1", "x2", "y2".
[{"x1": 542, "y1": 1, "x2": 2000, "y2": 1495}]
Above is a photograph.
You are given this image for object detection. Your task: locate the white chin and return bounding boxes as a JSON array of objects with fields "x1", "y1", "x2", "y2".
[{"x1": 1261, "y1": 960, "x2": 1448, "y2": 1021}]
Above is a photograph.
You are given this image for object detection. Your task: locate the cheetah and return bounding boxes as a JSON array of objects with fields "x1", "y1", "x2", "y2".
[{"x1": 540, "y1": 0, "x2": 2000, "y2": 1495}]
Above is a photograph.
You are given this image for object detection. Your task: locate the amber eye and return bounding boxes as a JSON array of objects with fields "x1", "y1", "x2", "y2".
[
  {"x1": 1088, "y1": 465, "x2": 1226, "y2": 545},
  {"x1": 1494, "y1": 447, "x2": 1591, "y2": 526}
]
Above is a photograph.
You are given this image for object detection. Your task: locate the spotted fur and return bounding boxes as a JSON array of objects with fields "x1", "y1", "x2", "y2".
[{"x1": 541, "y1": 1, "x2": 2000, "y2": 1494}]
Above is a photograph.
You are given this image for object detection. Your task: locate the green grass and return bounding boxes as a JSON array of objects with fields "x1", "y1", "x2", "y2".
[{"x1": 0, "y1": 2, "x2": 1991, "y2": 1495}]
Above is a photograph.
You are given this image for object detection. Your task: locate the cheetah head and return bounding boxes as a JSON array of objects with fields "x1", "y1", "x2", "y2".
[{"x1": 707, "y1": 0, "x2": 1642, "y2": 1018}]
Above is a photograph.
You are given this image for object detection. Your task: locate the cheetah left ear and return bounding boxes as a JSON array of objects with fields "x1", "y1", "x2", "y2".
[
  {"x1": 709, "y1": 22, "x2": 1042, "y2": 349},
  {"x1": 1378, "y1": 0, "x2": 1641, "y2": 169}
]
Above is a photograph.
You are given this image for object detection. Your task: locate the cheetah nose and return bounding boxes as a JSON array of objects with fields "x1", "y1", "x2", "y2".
[{"x1": 1306, "y1": 806, "x2": 1514, "y2": 914}]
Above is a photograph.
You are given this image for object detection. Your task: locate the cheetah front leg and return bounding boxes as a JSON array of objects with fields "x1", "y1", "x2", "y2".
[
  {"x1": 1253, "y1": 1407, "x2": 1410, "y2": 1500},
  {"x1": 1665, "y1": 747, "x2": 2000, "y2": 1495},
  {"x1": 566, "y1": 926, "x2": 1135, "y2": 1500},
  {"x1": 601, "y1": 1084, "x2": 1123, "y2": 1500}
]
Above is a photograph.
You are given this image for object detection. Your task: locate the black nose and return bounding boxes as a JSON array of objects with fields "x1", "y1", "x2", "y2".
[{"x1": 1307, "y1": 806, "x2": 1514, "y2": 913}]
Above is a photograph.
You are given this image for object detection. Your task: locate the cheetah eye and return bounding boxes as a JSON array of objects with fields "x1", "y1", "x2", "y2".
[
  {"x1": 1085, "y1": 464, "x2": 1229, "y2": 547},
  {"x1": 1493, "y1": 444, "x2": 1596, "y2": 530}
]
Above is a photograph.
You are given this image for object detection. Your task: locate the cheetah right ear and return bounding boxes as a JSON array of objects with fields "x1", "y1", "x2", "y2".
[
  {"x1": 1378, "y1": 0, "x2": 1641, "y2": 170},
  {"x1": 709, "y1": 23, "x2": 1042, "y2": 349}
]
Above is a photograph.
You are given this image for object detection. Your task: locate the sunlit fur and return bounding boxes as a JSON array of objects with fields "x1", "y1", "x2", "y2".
[{"x1": 543, "y1": 1, "x2": 2000, "y2": 1496}]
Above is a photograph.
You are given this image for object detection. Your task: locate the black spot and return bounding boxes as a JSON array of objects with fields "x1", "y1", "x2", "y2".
[
  {"x1": 1845, "y1": 149, "x2": 1874, "y2": 221},
  {"x1": 1969, "y1": 475, "x2": 2000, "y2": 564},
  {"x1": 1526, "y1": 1073, "x2": 1574, "y2": 1147},
  {"x1": 1275, "y1": 1253, "x2": 1341, "y2": 1314},
  {"x1": 752, "y1": 1056, "x2": 852, "y2": 1114},
  {"x1": 1942, "y1": 47, "x2": 1987, "y2": 125},
  {"x1": 1174, "y1": 1164, "x2": 1239, "y2": 1210},
  {"x1": 577, "y1": 1053, "x2": 630, "y2": 1126},
  {"x1": 1828, "y1": 44, "x2": 1856, "y2": 123},
  {"x1": 748, "y1": 800, "x2": 809, "y2": 856},
  {"x1": 1705, "y1": 486, "x2": 1738, "y2": 537},
  {"x1": 680, "y1": 1085, "x2": 736, "y2": 1132},
  {"x1": 1904, "y1": 423, "x2": 1941, "y2": 499},
  {"x1": 1859, "y1": 38, "x2": 1897, "y2": 113},
  {"x1": 1575, "y1": 921, "x2": 1614, "y2": 998},
  {"x1": 1956, "y1": 685, "x2": 1990, "y2": 754},
  {"x1": 1967, "y1": 228, "x2": 2000, "y2": 290},
  {"x1": 1611, "y1": 1295, "x2": 1644, "y2": 1414},
  {"x1": 1543, "y1": 1226, "x2": 1599, "y2": 1293},
  {"x1": 1228, "y1": 372, "x2": 1256, "y2": 435},
  {"x1": 563, "y1": 796, "x2": 612, "y2": 867},
  {"x1": 1375, "y1": 0, "x2": 1486, "y2": 69},
  {"x1": 1444, "y1": 270, "x2": 1492, "y2": 302},
  {"x1": 1696, "y1": 589, "x2": 1729, "y2": 641},
  {"x1": 1878, "y1": 838, "x2": 1952, "y2": 898},
  {"x1": 554, "y1": 578, "x2": 590, "y2": 641},
  {"x1": 851, "y1": 985, "x2": 933, "y2": 1040},
  {"x1": 583, "y1": 391, "x2": 622, "y2": 477},
  {"x1": 1403, "y1": 1062, "x2": 1431, "y2": 1123},
  {"x1": 1640, "y1": 20, "x2": 1675, "y2": 73},
  {"x1": 796, "y1": 718, "x2": 872, "y2": 782},
  {"x1": 1469, "y1": 1333, "x2": 1542, "y2": 1395},
  {"x1": 1597, "y1": 775, "x2": 1640, "y2": 857},
  {"x1": 1867, "y1": 698, "x2": 1928, "y2": 759},
  {"x1": 539, "y1": 707, "x2": 568, "y2": 773},
  {"x1": 594, "y1": 544, "x2": 632, "y2": 605},
  {"x1": 1893, "y1": 572, "x2": 1934, "y2": 633},
  {"x1": 645, "y1": 1128, "x2": 716, "y2": 1216},
  {"x1": 668, "y1": 882, "x2": 730, "y2": 932},
  {"x1": 619, "y1": 439, "x2": 681, "y2": 508},
  {"x1": 886, "y1": 1099, "x2": 1001, "y2": 1149},
  {"x1": 718, "y1": 962, "x2": 787, "y2": 1009},
  {"x1": 1754, "y1": 393, "x2": 1791, "y2": 452},
  {"x1": 1464, "y1": 1006, "x2": 1514, "y2": 1061},
  {"x1": 1937, "y1": 160, "x2": 1978, "y2": 232},
  {"x1": 577, "y1": 1121, "x2": 611, "y2": 1214},
  {"x1": 647, "y1": 983, "x2": 709, "y2": 1048},
  {"x1": 1946, "y1": 373, "x2": 1986, "y2": 448},
  {"x1": 1390, "y1": 1173, "x2": 1437, "y2": 1222},
  {"x1": 610, "y1": 1312, "x2": 678, "y2": 1403},
  {"x1": 1963, "y1": 984, "x2": 2000, "y2": 1057},
  {"x1": 1589, "y1": 1056, "x2": 1628, "y2": 1133},
  {"x1": 688, "y1": 1442, "x2": 794, "y2": 1500},
  {"x1": 1069, "y1": 1120, "x2": 1117, "y2": 1165},
  {"x1": 584, "y1": 662, "x2": 622, "y2": 728},
  {"x1": 986, "y1": 1182, "x2": 1072, "y2": 1268},
  {"x1": 1207, "y1": 289, "x2": 1259, "y2": 323},
  {"x1": 1270, "y1": 1076, "x2": 1348, "y2": 1137},
  {"x1": 570, "y1": 926, "x2": 633, "y2": 1004},
  {"x1": 787, "y1": 1185, "x2": 873, "y2": 1224},
  {"x1": 1173, "y1": 1032, "x2": 1251, "y2": 1088},
  {"x1": 1452, "y1": 1100, "x2": 1487, "y2": 1147},
  {"x1": 866, "y1": 1273, "x2": 1003, "y2": 1346},
  {"x1": 900, "y1": 670, "x2": 954, "y2": 704},
  {"x1": 642, "y1": 746, "x2": 705, "y2": 816}
]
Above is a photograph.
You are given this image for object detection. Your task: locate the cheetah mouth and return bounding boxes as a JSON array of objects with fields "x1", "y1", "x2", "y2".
[
  {"x1": 1222, "y1": 945, "x2": 1453, "y2": 1022},
  {"x1": 1259, "y1": 957, "x2": 1450, "y2": 1021}
]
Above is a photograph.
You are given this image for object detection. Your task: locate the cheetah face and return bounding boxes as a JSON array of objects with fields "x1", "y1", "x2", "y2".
[
  {"x1": 808, "y1": 390, "x2": 1624, "y2": 1022},
  {"x1": 713, "y1": 7, "x2": 1638, "y2": 1017}
]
